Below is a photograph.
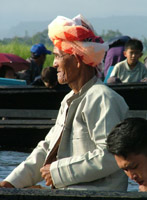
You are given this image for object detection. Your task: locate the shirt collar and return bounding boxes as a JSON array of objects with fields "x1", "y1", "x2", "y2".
[
  {"x1": 66, "y1": 76, "x2": 98, "y2": 106},
  {"x1": 125, "y1": 59, "x2": 140, "y2": 71}
]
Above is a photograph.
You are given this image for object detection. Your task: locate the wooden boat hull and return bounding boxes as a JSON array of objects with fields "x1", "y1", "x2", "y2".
[
  {"x1": 108, "y1": 82, "x2": 147, "y2": 110},
  {"x1": 0, "y1": 187, "x2": 147, "y2": 199},
  {"x1": 0, "y1": 83, "x2": 146, "y2": 151}
]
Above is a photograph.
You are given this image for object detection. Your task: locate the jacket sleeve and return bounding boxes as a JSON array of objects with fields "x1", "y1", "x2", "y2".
[
  {"x1": 4, "y1": 102, "x2": 66, "y2": 188},
  {"x1": 4, "y1": 92, "x2": 72, "y2": 188},
  {"x1": 4, "y1": 126, "x2": 55, "y2": 188},
  {"x1": 50, "y1": 90, "x2": 128, "y2": 188},
  {"x1": 110, "y1": 64, "x2": 118, "y2": 77}
]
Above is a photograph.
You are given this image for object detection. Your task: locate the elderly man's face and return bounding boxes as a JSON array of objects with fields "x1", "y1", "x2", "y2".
[
  {"x1": 115, "y1": 153, "x2": 147, "y2": 191},
  {"x1": 53, "y1": 47, "x2": 79, "y2": 85}
]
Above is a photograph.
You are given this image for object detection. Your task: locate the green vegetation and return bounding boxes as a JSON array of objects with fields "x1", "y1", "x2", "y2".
[
  {"x1": 141, "y1": 51, "x2": 147, "y2": 63},
  {"x1": 0, "y1": 29, "x2": 147, "y2": 65},
  {"x1": 0, "y1": 41, "x2": 54, "y2": 67},
  {"x1": 0, "y1": 42, "x2": 30, "y2": 58}
]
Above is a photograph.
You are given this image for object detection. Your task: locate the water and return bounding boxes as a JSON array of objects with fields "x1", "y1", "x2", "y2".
[
  {"x1": 0, "y1": 151, "x2": 47, "y2": 188},
  {"x1": 0, "y1": 151, "x2": 138, "y2": 191}
]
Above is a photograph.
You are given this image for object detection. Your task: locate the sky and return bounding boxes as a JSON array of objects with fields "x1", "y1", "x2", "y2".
[{"x1": 1, "y1": 0, "x2": 147, "y2": 30}]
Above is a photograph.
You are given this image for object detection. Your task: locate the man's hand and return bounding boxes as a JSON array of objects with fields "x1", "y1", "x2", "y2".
[
  {"x1": 140, "y1": 77, "x2": 147, "y2": 82},
  {"x1": 0, "y1": 181, "x2": 14, "y2": 188},
  {"x1": 139, "y1": 185, "x2": 147, "y2": 192},
  {"x1": 40, "y1": 164, "x2": 54, "y2": 187}
]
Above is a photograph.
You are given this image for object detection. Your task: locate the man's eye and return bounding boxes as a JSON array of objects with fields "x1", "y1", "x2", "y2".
[{"x1": 54, "y1": 54, "x2": 59, "y2": 59}]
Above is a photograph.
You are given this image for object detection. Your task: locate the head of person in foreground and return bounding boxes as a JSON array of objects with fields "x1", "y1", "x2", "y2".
[
  {"x1": 106, "y1": 117, "x2": 147, "y2": 191},
  {"x1": 48, "y1": 14, "x2": 108, "y2": 93}
]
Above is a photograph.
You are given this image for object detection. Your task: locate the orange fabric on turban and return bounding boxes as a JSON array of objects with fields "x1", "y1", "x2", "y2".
[{"x1": 48, "y1": 14, "x2": 108, "y2": 67}]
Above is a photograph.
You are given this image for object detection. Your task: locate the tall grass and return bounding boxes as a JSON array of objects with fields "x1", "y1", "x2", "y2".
[
  {"x1": 0, "y1": 42, "x2": 54, "y2": 67},
  {"x1": 1, "y1": 41, "x2": 147, "y2": 66}
]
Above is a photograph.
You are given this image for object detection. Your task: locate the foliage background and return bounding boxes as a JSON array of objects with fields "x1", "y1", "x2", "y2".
[{"x1": 0, "y1": 29, "x2": 147, "y2": 66}]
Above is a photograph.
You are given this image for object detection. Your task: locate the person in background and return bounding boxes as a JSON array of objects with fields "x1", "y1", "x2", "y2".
[
  {"x1": 0, "y1": 14, "x2": 129, "y2": 191},
  {"x1": 31, "y1": 66, "x2": 57, "y2": 87},
  {"x1": 107, "y1": 38, "x2": 147, "y2": 83},
  {"x1": 21, "y1": 43, "x2": 52, "y2": 84},
  {"x1": 0, "y1": 65, "x2": 16, "y2": 79},
  {"x1": 41, "y1": 66, "x2": 57, "y2": 88},
  {"x1": 32, "y1": 66, "x2": 70, "y2": 90},
  {"x1": 104, "y1": 35, "x2": 130, "y2": 77},
  {"x1": 106, "y1": 117, "x2": 147, "y2": 192}
]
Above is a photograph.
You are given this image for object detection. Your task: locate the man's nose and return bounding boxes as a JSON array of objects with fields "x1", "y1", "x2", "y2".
[{"x1": 53, "y1": 60, "x2": 58, "y2": 68}]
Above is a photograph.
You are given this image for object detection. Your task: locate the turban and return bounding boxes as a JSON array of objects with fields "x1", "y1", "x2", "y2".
[{"x1": 48, "y1": 14, "x2": 108, "y2": 67}]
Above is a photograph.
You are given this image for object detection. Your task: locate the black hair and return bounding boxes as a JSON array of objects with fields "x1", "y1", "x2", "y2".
[
  {"x1": 107, "y1": 117, "x2": 147, "y2": 158},
  {"x1": 124, "y1": 38, "x2": 143, "y2": 52},
  {"x1": 41, "y1": 67, "x2": 57, "y2": 87}
]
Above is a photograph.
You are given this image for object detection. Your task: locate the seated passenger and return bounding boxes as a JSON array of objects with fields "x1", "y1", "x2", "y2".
[
  {"x1": 107, "y1": 38, "x2": 147, "y2": 83},
  {"x1": 20, "y1": 43, "x2": 52, "y2": 84},
  {"x1": 107, "y1": 117, "x2": 147, "y2": 192},
  {"x1": 104, "y1": 35, "x2": 130, "y2": 77},
  {"x1": 0, "y1": 14, "x2": 129, "y2": 191},
  {"x1": 0, "y1": 65, "x2": 16, "y2": 79},
  {"x1": 31, "y1": 66, "x2": 57, "y2": 87},
  {"x1": 32, "y1": 66, "x2": 70, "y2": 90}
]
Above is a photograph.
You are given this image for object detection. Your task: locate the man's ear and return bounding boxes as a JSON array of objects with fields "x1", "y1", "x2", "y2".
[
  {"x1": 74, "y1": 54, "x2": 82, "y2": 68},
  {"x1": 123, "y1": 51, "x2": 127, "y2": 58}
]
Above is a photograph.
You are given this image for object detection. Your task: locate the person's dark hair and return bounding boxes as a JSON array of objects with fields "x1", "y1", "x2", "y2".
[
  {"x1": 108, "y1": 35, "x2": 131, "y2": 48},
  {"x1": 107, "y1": 117, "x2": 147, "y2": 158},
  {"x1": 124, "y1": 38, "x2": 143, "y2": 52},
  {"x1": 0, "y1": 65, "x2": 15, "y2": 77},
  {"x1": 41, "y1": 66, "x2": 57, "y2": 87}
]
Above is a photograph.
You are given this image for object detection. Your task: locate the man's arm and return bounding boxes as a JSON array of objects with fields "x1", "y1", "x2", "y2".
[
  {"x1": 109, "y1": 64, "x2": 118, "y2": 78},
  {"x1": 140, "y1": 77, "x2": 147, "y2": 82},
  {"x1": 0, "y1": 181, "x2": 14, "y2": 188},
  {"x1": 107, "y1": 76, "x2": 122, "y2": 84},
  {"x1": 2, "y1": 98, "x2": 67, "y2": 189}
]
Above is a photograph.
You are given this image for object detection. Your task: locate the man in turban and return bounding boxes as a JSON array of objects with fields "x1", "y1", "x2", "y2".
[{"x1": 0, "y1": 14, "x2": 129, "y2": 191}]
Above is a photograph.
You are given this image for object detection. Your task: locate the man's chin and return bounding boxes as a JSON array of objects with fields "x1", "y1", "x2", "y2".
[
  {"x1": 60, "y1": 82, "x2": 67, "y2": 85},
  {"x1": 58, "y1": 79, "x2": 67, "y2": 85}
]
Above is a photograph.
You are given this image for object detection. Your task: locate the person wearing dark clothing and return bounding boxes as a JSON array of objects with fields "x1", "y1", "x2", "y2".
[
  {"x1": 31, "y1": 66, "x2": 58, "y2": 87},
  {"x1": 32, "y1": 66, "x2": 70, "y2": 90},
  {"x1": 0, "y1": 65, "x2": 16, "y2": 79},
  {"x1": 22, "y1": 43, "x2": 52, "y2": 84}
]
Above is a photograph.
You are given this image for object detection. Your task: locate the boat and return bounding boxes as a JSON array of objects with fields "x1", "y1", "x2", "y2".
[
  {"x1": 0, "y1": 82, "x2": 146, "y2": 151},
  {"x1": 108, "y1": 82, "x2": 147, "y2": 110},
  {"x1": 0, "y1": 187, "x2": 147, "y2": 199},
  {"x1": 0, "y1": 85, "x2": 70, "y2": 151}
]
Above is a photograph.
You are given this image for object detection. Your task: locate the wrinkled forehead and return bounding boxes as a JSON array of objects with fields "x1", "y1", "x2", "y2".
[{"x1": 53, "y1": 46, "x2": 65, "y2": 55}]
